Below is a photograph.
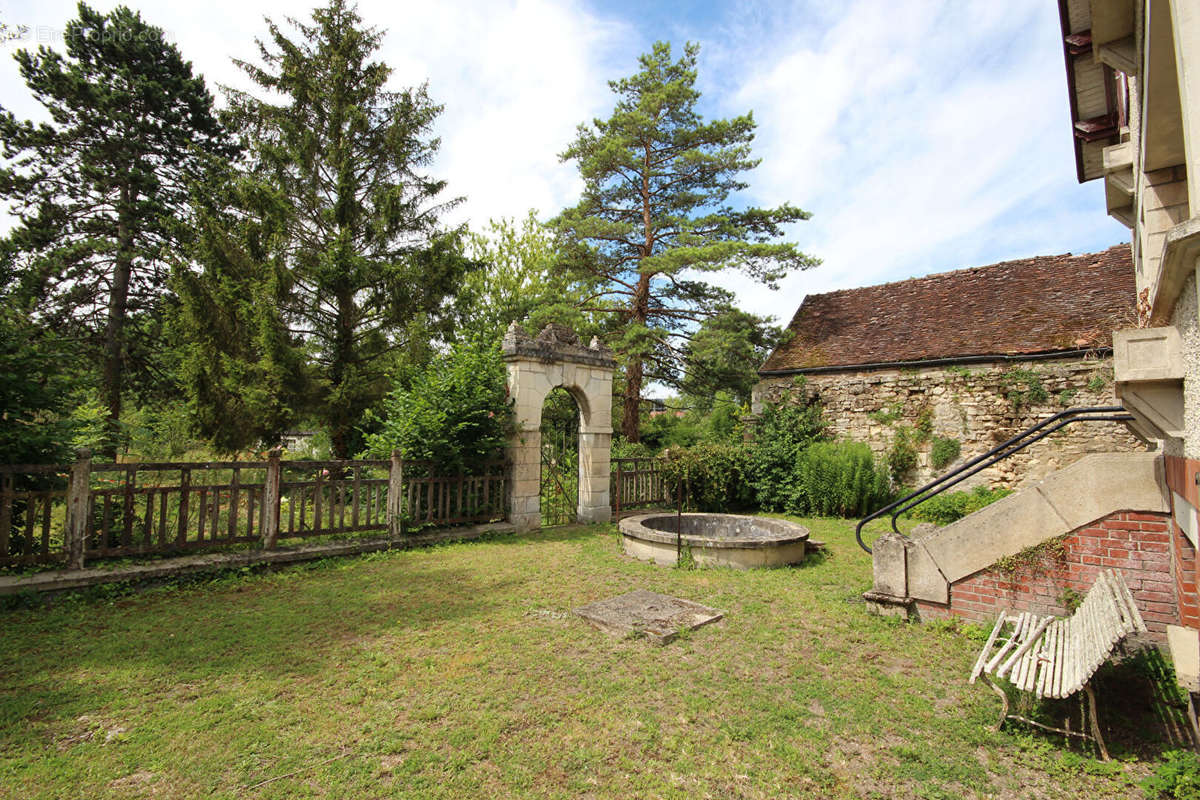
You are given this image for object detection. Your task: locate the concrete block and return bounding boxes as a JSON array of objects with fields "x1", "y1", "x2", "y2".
[
  {"x1": 1144, "y1": 179, "x2": 1190, "y2": 211},
  {"x1": 906, "y1": 539, "x2": 950, "y2": 604},
  {"x1": 872, "y1": 532, "x2": 907, "y2": 597},
  {"x1": 1114, "y1": 327, "x2": 1184, "y2": 381},
  {"x1": 924, "y1": 489, "x2": 1069, "y2": 583},
  {"x1": 1168, "y1": 624, "x2": 1200, "y2": 693},
  {"x1": 1039, "y1": 452, "x2": 1168, "y2": 530}
]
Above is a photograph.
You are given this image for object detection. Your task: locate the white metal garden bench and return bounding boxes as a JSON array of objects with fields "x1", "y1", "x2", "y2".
[{"x1": 969, "y1": 569, "x2": 1147, "y2": 760}]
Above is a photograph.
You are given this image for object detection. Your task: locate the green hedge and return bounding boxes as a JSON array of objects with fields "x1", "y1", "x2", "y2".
[
  {"x1": 908, "y1": 485, "x2": 1012, "y2": 526},
  {"x1": 659, "y1": 443, "x2": 755, "y2": 512}
]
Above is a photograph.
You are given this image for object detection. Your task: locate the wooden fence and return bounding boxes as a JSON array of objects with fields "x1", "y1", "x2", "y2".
[
  {"x1": 611, "y1": 457, "x2": 670, "y2": 518},
  {"x1": 0, "y1": 450, "x2": 507, "y2": 571}
]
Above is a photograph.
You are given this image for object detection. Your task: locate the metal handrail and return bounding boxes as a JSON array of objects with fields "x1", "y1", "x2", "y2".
[{"x1": 854, "y1": 407, "x2": 1134, "y2": 554}]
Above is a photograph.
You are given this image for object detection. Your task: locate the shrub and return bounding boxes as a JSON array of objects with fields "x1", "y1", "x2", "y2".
[
  {"x1": 362, "y1": 336, "x2": 513, "y2": 472},
  {"x1": 909, "y1": 485, "x2": 1013, "y2": 526},
  {"x1": 659, "y1": 443, "x2": 754, "y2": 512},
  {"x1": 788, "y1": 441, "x2": 892, "y2": 518},
  {"x1": 611, "y1": 439, "x2": 655, "y2": 460},
  {"x1": 930, "y1": 436, "x2": 961, "y2": 470},
  {"x1": 748, "y1": 394, "x2": 827, "y2": 511},
  {"x1": 1141, "y1": 750, "x2": 1200, "y2": 799}
]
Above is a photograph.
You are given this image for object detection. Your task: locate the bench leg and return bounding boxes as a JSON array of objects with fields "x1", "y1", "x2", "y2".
[
  {"x1": 980, "y1": 673, "x2": 1010, "y2": 732},
  {"x1": 1084, "y1": 683, "x2": 1109, "y2": 761}
]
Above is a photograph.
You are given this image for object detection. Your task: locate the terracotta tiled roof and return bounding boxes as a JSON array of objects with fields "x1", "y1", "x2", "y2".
[{"x1": 759, "y1": 245, "x2": 1135, "y2": 373}]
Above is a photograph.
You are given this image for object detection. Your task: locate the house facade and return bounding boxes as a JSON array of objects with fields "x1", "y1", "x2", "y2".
[
  {"x1": 752, "y1": 246, "x2": 1142, "y2": 489},
  {"x1": 1057, "y1": 0, "x2": 1200, "y2": 697}
]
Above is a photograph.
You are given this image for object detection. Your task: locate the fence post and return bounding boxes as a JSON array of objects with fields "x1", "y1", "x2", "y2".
[
  {"x1": 615, "y1": 459, "x2": 623, "y2": 520},
  {"x1": 387, "y1": 450, "x2": 406, "y2": 542},
  {"x1": 261, "y1": 448, "x2": 282, "y2": 549},
  {"x1": 64, "y1": 448, "x2": 91, "y2": 570}
]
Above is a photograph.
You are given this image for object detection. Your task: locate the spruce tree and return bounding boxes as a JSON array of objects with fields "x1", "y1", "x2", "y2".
[
  {"x1": 225, "y1": 0, "x2": 469, "y2": 458},
  {"x1": 0, "y1": 3, "x2": 235, "y2": 458},
  {"x1": 169, "y1": 165, "x2": 311, "y2": 454},
  {"x1": 554, "y1": 41, "x2": 817, "y2": 441}
]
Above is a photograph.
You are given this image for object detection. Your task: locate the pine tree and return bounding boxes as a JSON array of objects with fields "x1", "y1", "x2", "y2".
[
  {"x1": 225, "y1": 0, "x2": 470, "y2": 458},
  {"x1": 0, "y1": 3, "x2": 235, "y2": 458},
  {"x1": 554, "y1": 41, "x2": 817, "y2": 441}
]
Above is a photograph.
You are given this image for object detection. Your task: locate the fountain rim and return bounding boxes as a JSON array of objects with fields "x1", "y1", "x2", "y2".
[{"x1": 618, "y1": 512, "x2": 810, "y2": 551}]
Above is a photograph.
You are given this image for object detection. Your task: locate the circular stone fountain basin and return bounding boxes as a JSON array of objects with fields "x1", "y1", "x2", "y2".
[{"x1": 619, "y1": 513, "x2": 810, "y2": 569}]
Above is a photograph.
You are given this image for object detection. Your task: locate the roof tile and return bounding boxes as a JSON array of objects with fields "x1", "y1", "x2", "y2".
[{"x1": 759, "y1": 245, "x2": 1135, "y2": 373}]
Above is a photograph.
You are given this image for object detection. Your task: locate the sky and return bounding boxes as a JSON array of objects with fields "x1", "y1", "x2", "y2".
[{"x1": 0, "y1": 0, "x2": 1128, "y2": 329}]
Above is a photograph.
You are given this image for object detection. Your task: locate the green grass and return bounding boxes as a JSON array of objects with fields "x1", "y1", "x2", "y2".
[{"x1": 0, "y1": 517, "x2": 1174, "y2": 798}]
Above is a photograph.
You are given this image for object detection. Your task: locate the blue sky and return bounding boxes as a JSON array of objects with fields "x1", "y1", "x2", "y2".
[{"x1": 0, "y1": 0, "x2": 1127, "y2": 327}]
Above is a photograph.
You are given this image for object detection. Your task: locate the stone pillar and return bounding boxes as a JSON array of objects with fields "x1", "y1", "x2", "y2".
[
  {"x1": 578, "y1": 431, "x2": 612, "y2": 523},
  {"x1": 502, "y1": 323, "x2": 615, "y2": 530},
  {"x1": 508, "y1": 425, "x2": 542, "y2": 531}
]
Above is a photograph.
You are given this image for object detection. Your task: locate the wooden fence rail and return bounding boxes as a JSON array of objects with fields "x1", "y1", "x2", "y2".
[
  {"x1": 611, "y1": 457, "x2": 670, "y2": 518},
  {"x1": 0, "y1": 450, "x2": 507, "y2": 571}
]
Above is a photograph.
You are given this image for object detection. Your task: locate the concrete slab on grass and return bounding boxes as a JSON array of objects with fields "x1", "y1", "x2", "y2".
[{"x1": 573, "y1": 589, "x2": 723, "y2": 645}]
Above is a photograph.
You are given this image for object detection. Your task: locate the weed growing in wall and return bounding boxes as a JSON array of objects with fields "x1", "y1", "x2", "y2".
[
  {"x1": 886, "y1": 426, "x2": 918, "y2": 483},
  {"x1": 930, "y1": 436, "x2": 961, "y2": 470},
  {"x1": 1086, "y1": 369, "x2": 1112, "y2": 393},
  {"x1": 993, "y1": 535, "x2": 1067, "y2": 577},
  {"x1": 914, "y1": 405, "x2": 934, "y2": 441},
  {"x1": 869, "y1": 401, "x2": 904, "y2": 426},
  {"x1": 999, "y1": 367, "x2": 1049, "y2": 410}
]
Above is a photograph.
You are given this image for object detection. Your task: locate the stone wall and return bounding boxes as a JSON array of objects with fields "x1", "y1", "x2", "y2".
[
  {"x1": 752, "y1": 355, "x2": 1146, "y2": 489},
  {"x1": 913, "y1": 510, "x2": 1175, "y2": 638}
]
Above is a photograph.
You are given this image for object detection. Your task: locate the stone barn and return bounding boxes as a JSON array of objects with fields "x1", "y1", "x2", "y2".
[{"x1": 752, "y1": 245, "x2": 1144, "y2": 489}]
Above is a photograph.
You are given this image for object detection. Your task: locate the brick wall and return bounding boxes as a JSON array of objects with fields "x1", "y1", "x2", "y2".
[
  {"x1": 1173, "y1": 520, "x2": 1199, "y2": 629},
  {"x1": 1165, "y1": 455, "x2": 1200, "y2": 630},
  {"x1": 914, "y1": 511, "x2": 1174, "y2": 638}
]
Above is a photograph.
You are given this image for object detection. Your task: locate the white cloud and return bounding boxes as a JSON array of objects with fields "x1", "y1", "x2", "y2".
[
  {"x1": 703, "y1": 0, "x2": 1128, "y2": 324},
  {"x1": 0, "y1": 0, "x2": 1130, "y2": 329},
  {"x1": 0, "y1": 0, "x2": 629, "y2": 229}
]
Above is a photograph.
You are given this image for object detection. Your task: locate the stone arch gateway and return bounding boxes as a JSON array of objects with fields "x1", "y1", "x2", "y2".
[{"x1": 502, "y1": 323, "x2": 615, "y2": 530}]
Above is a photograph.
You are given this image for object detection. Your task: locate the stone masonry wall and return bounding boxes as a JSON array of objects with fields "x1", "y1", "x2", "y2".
[
  {"x1": 752, "y1": 355, "x2": 1145, "y2": 489},
  {"x1": 913, "y1": 511, "x2": 1174, "y2": 639}
]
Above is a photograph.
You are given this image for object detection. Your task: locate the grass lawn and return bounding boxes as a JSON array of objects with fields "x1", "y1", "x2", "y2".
[{"x1": 0, "y1": 517, "x2": 1186, "y2": 798}]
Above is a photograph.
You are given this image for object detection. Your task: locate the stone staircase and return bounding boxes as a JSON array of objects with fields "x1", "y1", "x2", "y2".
[{"x1": 868, "y1": 451, "x2": 1168, "y2": 608}]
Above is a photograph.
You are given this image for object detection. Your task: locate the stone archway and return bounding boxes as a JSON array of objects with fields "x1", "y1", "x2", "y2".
[{"x1": 502, "y1": 323, "x2": 615, "y2": 530}]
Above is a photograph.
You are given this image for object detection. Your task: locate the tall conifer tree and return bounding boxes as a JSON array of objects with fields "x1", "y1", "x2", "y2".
[
  {"x1": 554, "y1": 42, "x2": 817, "y2": 441},
  {"x1": 225, "y1": 0, "x2": 469, "y2": 458},
  {"x1": 0, "y1": 3, "x2": 235, "y2": 458}
]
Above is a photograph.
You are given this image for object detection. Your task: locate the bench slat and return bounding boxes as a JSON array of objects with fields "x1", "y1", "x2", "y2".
[
  {"x1": 987, "y1": 612, "x2": 1028, "y2": 674},
  {"x1": 999, "y1": 616, "x2": 1052, "y2": 681},
  {"x1": 1055, "y1": 618, "x2": 1069, "y2": 696},
  {"x1": 971, "y1": 613, "x2": 1009, "y2": 684},
  {"x1": 972, "y1": 569, "x2": 1146, "y2": 701},
  {"x1": 1036, "y1": 621, "x2": 1055, "y2": 698}
]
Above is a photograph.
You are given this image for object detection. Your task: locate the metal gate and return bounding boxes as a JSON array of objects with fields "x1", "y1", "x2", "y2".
[{"x1": 539, "y1": 389, "x2": 579, "y2": 526}]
